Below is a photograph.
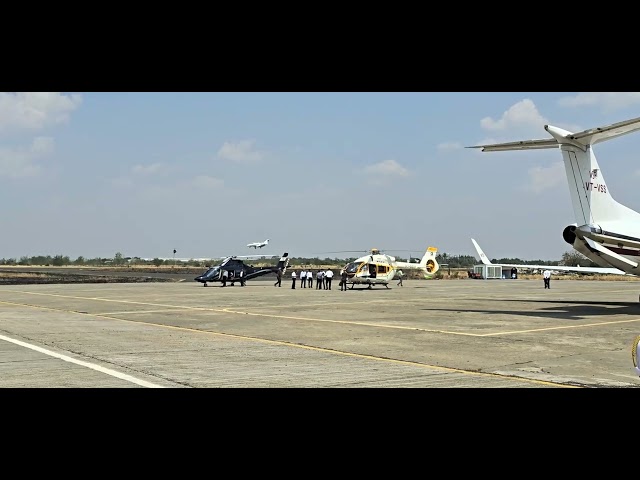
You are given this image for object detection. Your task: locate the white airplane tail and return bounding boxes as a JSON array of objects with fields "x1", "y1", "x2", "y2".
[
  {"x1": 556, "y1": 133, "x2": 638, "y2": 227},
  {"x1": 470, "y1": 117, "x2": 640, "y2": 228},
  {"x1": 471, "y1": 239, "x2": 492, "y2": 265},
  {"x1": 469, "y1": 116, "x2": 640, "y2": 273}
]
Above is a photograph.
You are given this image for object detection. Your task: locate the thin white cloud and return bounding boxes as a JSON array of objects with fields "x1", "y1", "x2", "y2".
[
  {"x1": 0, "y1": 92, "x2": 82, "y2": 133},
  {"x1": 523, "y1": 161, "x2": 565, "y2": 194},
  {"x1": 217, "y1": 139, "x2": 263, "y2": 163},
  {"x1": 557, "y1": 92, "x2": 640, "y2": 111},
  {"x1": 132, "y1": 163, "x2": 166, "y2": 175},
  {"x1": 111, "y1": 172, "x2": 224, "y2": 191},
  {"x1": 363, "y1": 159, "x2": 409, "y2": 177},
  {"x1": 192, "y1": 175, "x2": 224, "y2": 189},
  {"x1": 111, "y1": 176, "x2": 134, "y2": 188},
  {"x1": 30, "y1": 136, "x2": 54, "y2": 155},
  {"x1": 0, "y1": 136, "x2": 54, "y2": 178},
  {"x1": 480, "y1": 99, "x2": 547, "y2": 134},
  {"x1": 111, "y1": 163, "x2": 169, "y2": 187},
  {"x1": 437, "y1": 141, "x2": 462, "y2": 152}
]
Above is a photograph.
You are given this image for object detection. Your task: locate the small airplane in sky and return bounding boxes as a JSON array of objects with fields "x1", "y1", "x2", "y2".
[
  {"x1": 194, "y1": 252, "x2": 289, "y2": 287},
  {"x1": 468, "y1": 115, "x2": 640, "y2": 300},
  {"x1": 247, "y1": 238, "x2": 270, "y2": 249},
  {"x1": 342, "y1": 247, "x2": 439, "y2": 289}
]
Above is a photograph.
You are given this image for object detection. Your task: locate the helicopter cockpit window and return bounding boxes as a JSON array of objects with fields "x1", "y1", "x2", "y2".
[
  {"x1": 211, "y1": 266, "x2": 221, "y2": 276},
  {"x1": 345, "y1": 262, "x2": 359, "y2": 274}
]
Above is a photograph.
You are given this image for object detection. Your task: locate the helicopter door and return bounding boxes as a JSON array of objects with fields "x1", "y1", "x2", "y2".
[{"x1": 369, "y1": 264, "x2": 377, "y2": 278}]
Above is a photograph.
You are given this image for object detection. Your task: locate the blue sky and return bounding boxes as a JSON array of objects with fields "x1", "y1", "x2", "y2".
[{"x1": 2, "y1": 92, "x2": 640, "y2": 261}]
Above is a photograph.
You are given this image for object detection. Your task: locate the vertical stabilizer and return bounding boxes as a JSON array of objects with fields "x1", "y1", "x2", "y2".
[
  {"x1": 471, "y1": 239, "x2": 492, "y2": 265},
  {"x1": 276, "y1": 253, "x2": 289, "y2": 274},
  {"x1": 469, "y1": 118, "x2": 640, "y2": 231},
  {"x1": 419, "y1": 247, "x2": 439, "y2": 274},
  {"x1": 558, "y1": 143, "x2": 636, "y2": 226}
]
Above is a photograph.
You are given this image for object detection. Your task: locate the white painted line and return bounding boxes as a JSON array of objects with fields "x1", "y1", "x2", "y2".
[{"x1": 0, "y1": 333, "x2": 165, "y2": 388}]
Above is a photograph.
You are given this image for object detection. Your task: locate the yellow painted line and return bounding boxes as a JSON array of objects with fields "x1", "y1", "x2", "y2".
[
  {"x1": 222, "y1": 298, "x2": 403, "y2": 310},
  {"x1": 0, "y1": 295, "x2": 459, "y2": 335},
  {"x1": 2, "y1": 290, "x2": 223, "y2": 311},
  {"x1": 0, "y1": 290, "x2": 388, "y2": 312},
  {"x1": 2, "y1": 289, "x2": 639, "y2": 338},
  {"x1": 94, "y1": 309, "x2": 188, "y2": 315},
  {"x1": 0, "y1": 298, "x2": 572, "y2": 388},
  {"x1": 219, "y1": 307, "x2": 467, "y2": 334},
  {"x1": 476, "y1": 317, "x2": 640, "y2": 336}
]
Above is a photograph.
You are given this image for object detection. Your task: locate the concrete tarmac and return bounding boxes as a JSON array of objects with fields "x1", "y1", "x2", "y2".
[{"x1": 1, "y1": 278, "x2": 640, "y2": 388}]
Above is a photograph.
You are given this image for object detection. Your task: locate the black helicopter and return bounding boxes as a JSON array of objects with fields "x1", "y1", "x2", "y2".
[{"x1": 194, "y1": 252, "x2": 290, "y2": 287}]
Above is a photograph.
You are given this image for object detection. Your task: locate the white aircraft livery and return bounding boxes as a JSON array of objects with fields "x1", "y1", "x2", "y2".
[
  {"x1": 247, "y1": 238, "x2": 269, "y2": 249},
  {"x1": 469, "y1": 115, "x2": 640, "y2": 377},
  {"x1": 468, "y1": 116, "x2": 640, "y2": 295}
]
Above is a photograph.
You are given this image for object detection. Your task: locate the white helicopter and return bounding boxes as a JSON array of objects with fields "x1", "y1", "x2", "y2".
[{"x1": 341, "y1": 247, "x2": 440, "y2": 289}]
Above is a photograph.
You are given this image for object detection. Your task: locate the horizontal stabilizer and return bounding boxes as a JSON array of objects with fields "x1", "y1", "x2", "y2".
[
  {"x1": 467, "y1": 139, "x2": 558, "y2": 152},
  {"x1": 469, "y1": 116, "x2": 640, "y2": 152},
  {"x1": 564, "y1": 115, "x2": 640, "y2": 146}
]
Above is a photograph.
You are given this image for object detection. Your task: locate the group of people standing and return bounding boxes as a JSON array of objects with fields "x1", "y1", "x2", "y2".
[
  {"x1": 284, "y1": 268, "x2": 337, "y2": 289},
  {"x1": 274, "y1": 268, "x2": 350, "y2": 290},
  {"x1": 274, "y1": 267, "x2": 404, "y2": 291}
]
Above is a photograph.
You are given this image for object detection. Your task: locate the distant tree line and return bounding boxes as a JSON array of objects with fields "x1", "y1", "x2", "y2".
[{"x1": 0, "y1": 250, "x2": 596, "y2": 268}]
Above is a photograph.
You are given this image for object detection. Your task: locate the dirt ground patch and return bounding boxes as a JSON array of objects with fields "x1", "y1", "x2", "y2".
[
  {"x1": 0, "y1": 271, "x2": 175, "y2": 285},
  {"x1": 1, "y1": 266, "x2": 638, "y2": 285}
]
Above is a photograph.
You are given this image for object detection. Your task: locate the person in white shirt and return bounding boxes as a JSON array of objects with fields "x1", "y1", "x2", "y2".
[
  {"x1": 324, "y1": 269, "x2": 334, "y2": 290},
  {"x1": 543, "y1": 269, "x2": 551, "y2": 289},
  {"x1": 300, "y1": 269, "x2": 307, "y2": 288},
  {"x1": 306, "y1": 270, "x2": 313, "y2": 289},
  {"x1": 316, "y1": 270, "x2": 324, "y2": 290},
  {"x1": 291, "y1": 270, "x2": 297, "y2": 289}
]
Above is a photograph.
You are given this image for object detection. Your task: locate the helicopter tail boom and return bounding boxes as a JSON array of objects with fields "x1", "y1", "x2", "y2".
[{"x1": 394, "y1": 247, "x2": 439, "y2": 276}]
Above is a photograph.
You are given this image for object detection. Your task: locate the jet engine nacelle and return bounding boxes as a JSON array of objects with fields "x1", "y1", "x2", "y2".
[{"x1": 562, "y1": 224, "x2": 577, "y2": 245}]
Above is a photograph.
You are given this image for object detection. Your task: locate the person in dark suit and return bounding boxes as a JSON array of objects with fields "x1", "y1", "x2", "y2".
[
  {"x1": 340, "y1": 268, "x2": 348, "y2": 291},
  {"x1": 274, "y1": 268, "x2": 282, "y2": 287}
]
